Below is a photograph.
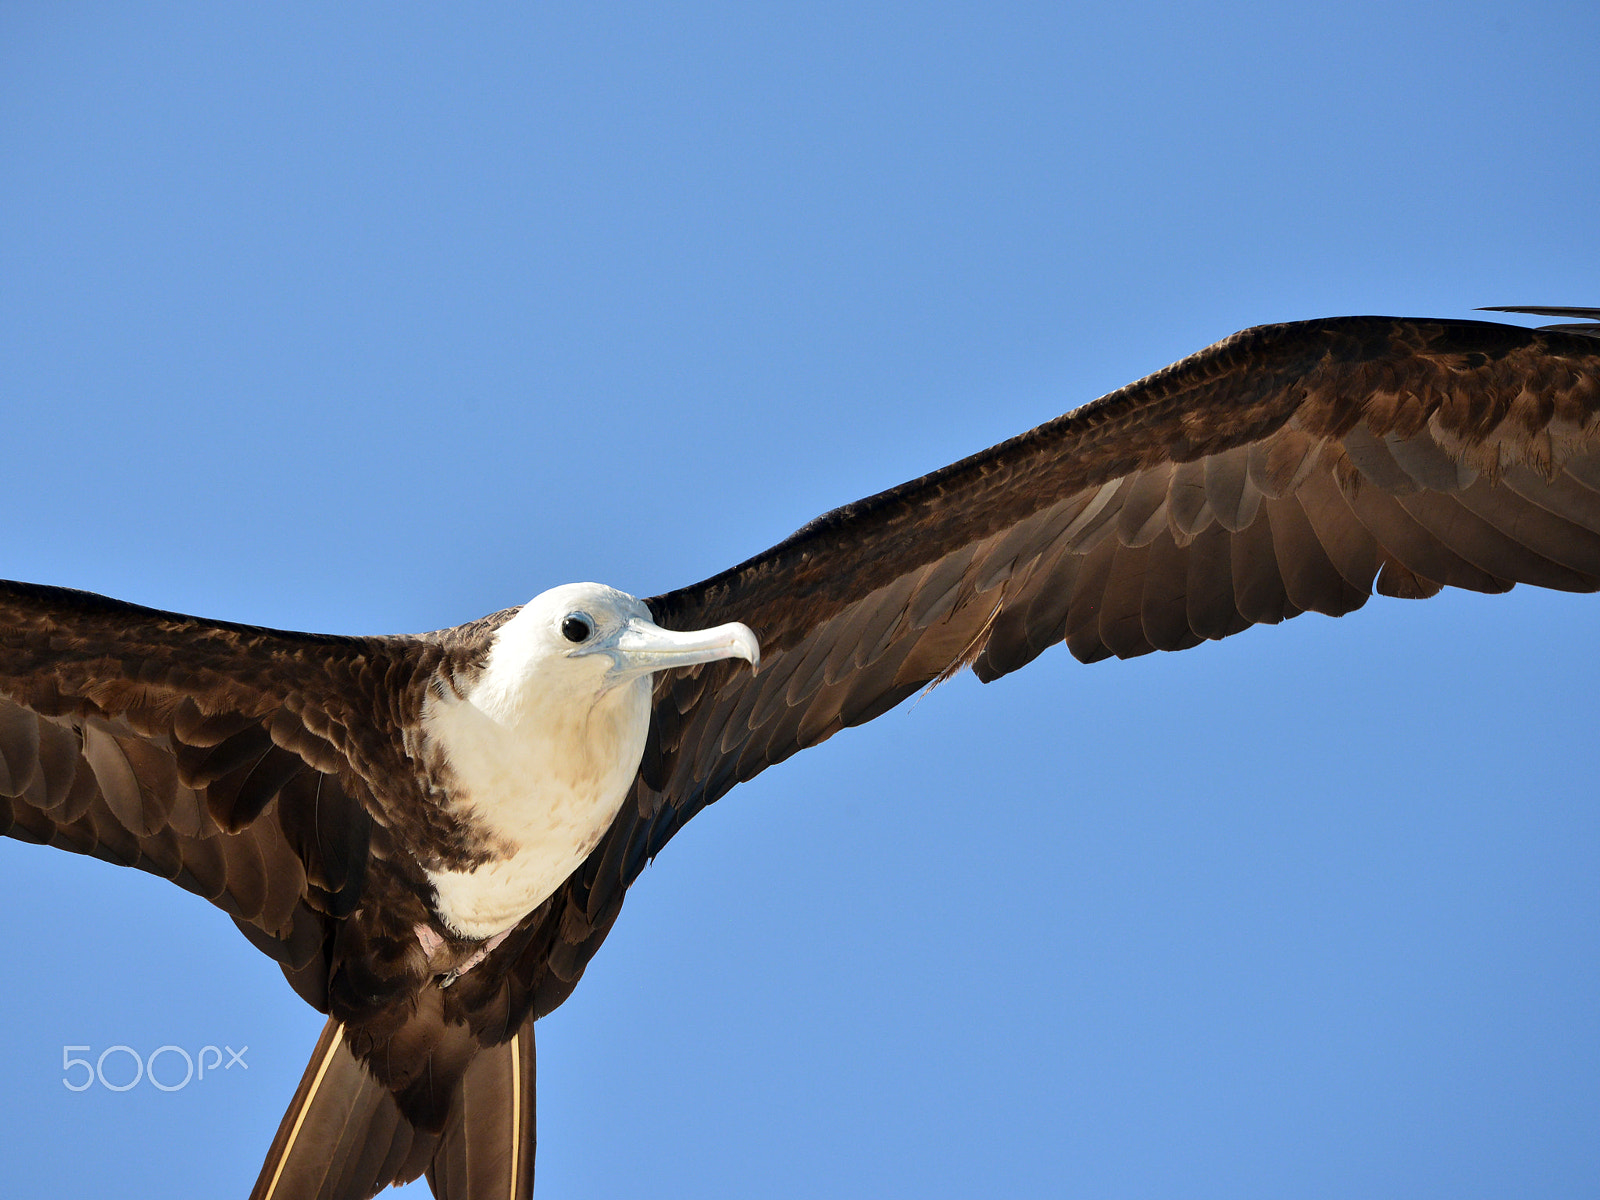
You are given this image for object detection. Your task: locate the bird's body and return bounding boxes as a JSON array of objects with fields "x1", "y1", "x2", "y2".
[{"x1": 3, "y1": 308, "x2": 1599, "y2": 1198}]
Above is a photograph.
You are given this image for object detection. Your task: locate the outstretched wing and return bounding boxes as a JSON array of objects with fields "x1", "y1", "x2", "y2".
[
  {"x1": 0, "y1": 580, "x2": 441, "y2": 1004},
  {"x1": 517, "y1": 313, "x2": 1600, "y2": 1013}
]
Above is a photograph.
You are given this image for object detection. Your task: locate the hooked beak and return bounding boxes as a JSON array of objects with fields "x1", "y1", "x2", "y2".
[{"x1": 597, "y1": 615, "x2": 760, "y2": 684}]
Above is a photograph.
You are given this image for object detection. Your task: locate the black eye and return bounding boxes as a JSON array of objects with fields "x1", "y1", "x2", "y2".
[{"x1": 561, "y1": 614, "x2": 592, "y2": 643}]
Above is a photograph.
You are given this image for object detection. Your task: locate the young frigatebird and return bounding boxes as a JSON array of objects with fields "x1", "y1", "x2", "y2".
[{"x1": 3, "y1": 307, "x2": 1599, "y2": 1197}]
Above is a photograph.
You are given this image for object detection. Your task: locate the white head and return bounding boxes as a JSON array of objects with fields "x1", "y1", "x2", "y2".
[{"x1": 472, "y1": 582, "x2": 759, "y2": 721}]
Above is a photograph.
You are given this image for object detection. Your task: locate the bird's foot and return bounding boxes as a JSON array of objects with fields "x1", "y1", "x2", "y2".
[{"x1": 438, "y1": 929, "x2": 510, "y2": 988}]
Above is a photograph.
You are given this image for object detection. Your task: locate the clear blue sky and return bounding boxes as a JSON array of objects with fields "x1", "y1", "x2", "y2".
[{"x1": 3, "y1": 4, "x2": 1598, "y2": 1197}]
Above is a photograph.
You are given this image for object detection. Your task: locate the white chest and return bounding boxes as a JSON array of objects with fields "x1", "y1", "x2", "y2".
[{"x1": 421, "y1": 673, "x2": 650, "y2": 940}]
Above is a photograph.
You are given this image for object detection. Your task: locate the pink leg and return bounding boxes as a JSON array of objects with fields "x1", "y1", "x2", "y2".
[
  {"x1": 439, "y1": 928, "x2": 511, "y2": 987},
  {"x1": 414, "y1": 923, "x2": 447, "y2": 962}
]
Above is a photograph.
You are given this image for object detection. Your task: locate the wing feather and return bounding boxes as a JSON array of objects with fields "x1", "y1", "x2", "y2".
[
  {"x1": 1139, "y1": 530, "x2": 1201, "y2": 652},
  {"x1": 1264, "y1": 494, "x2": 1367, "y2": 616},
  {"x1": 510, "y1": 316, "x2": 1600, "y2": 1013},
  {"x1": 0, "y1": 581, "x2": 447, "y2": 994}
]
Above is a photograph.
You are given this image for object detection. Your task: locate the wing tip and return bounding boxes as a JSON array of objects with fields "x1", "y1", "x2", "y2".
[{"x1": 1479, "y1": 306, "x2": 1600, "y2": 337}]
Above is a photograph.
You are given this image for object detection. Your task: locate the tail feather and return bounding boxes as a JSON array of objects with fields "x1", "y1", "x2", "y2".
[
  {"x1": 427, "y1": 1023, "x2": 537, "y2": 1200},
  {"x1": 250, "y1": 1014, "x2": 536, "y2": 1200}
]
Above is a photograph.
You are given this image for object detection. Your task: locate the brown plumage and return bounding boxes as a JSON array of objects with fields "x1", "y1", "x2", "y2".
[{"x1": 3, "y1": 309, "x2": 1599, "y2": 1198}]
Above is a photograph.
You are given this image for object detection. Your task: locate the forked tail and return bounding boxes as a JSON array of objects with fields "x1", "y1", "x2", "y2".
[{"x1": 249, "y1": 1013, "x2": 536, "y2": 1200}]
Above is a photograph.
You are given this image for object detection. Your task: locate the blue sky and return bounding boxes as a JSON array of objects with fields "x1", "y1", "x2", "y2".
[{"x1": 3, "y1": 4, "x2": 1598, "y2": 1197}]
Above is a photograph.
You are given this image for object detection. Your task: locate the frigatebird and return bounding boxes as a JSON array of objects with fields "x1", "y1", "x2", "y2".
[{"x1": 3, "y1": 307, "x2": 1598, "y2": 1198}]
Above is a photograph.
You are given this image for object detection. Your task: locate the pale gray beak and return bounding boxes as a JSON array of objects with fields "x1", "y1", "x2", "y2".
[{"x1": 599, "y1": 616, "x2": 760, "y2": 684}]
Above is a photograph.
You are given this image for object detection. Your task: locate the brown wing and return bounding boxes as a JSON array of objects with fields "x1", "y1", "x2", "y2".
[
  {"x1": 0, "y1": 580, "x2": 447, "y2": 1005},
  {"x1": 512, "y1": 313, "x2": 1600, "y2": 1013}
]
